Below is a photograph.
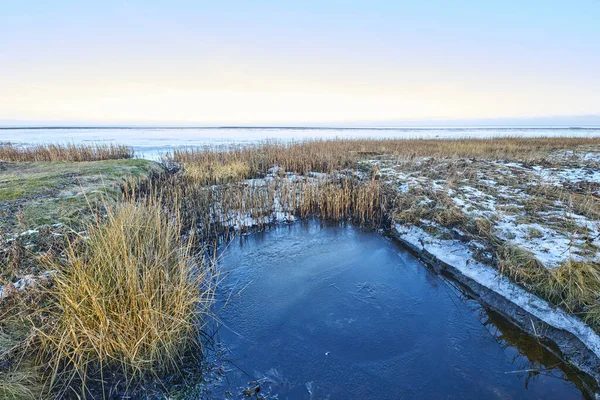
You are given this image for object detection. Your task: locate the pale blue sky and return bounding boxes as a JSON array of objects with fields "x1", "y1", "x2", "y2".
[{"x1": 1, "y1": 1, "x2": 599, "y2": 125}]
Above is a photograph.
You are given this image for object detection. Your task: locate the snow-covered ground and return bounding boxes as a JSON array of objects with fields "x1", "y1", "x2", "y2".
[{"x1": 365, "y1": 151, "x2": 600, "y2": 269}]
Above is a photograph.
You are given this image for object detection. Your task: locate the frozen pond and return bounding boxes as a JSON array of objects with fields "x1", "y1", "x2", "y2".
[
  {"x1": 203, "y1": 220, "x2": 592, "y2": 399},
  {"x1": 2, "y1": 126, "x2": 600, "y2": 160}
]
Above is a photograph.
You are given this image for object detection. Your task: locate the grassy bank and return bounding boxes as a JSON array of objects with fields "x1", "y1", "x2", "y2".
[
  {"x1": 0, "y1": 158, "x2": 161, "y2": 230},
  {"x1": 2, "y1": 138, "x2": 600, "y2": 398},
  {"x1": 1, "y1": 145, "x2": 169, "y2": 398},
  {"x1": 364, "y1": 142, "x2": 600, "y2": 330}
]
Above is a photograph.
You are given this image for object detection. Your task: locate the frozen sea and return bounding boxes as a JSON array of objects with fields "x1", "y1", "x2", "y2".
[{"x1": 1, "y1": 126, "x2": 599, "y2": 160}]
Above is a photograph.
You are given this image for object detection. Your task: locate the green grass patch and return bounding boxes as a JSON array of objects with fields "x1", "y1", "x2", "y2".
[{"x1": 0, "y1": 159, "x2": 163, "y2": 231}]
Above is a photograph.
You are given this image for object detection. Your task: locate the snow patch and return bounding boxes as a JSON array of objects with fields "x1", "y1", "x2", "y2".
[{"x1": 0, "y1": 270, "x2": 57, "y2": 300}]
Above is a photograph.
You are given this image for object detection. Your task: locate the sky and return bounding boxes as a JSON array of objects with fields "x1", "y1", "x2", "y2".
[{"x1": 1, "y1": 0, "x2": 600, "y2": 126}]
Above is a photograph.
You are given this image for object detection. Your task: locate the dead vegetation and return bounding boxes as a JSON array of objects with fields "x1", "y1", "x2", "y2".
[
  {"x1": 169, "y1": 136, "x2": 600, "y2": 179},
  {"x1": 497, "y1": 243, "x2": 600, "y2": 329},
  {"x1": 36, "y1": 198, "x2": 214, "y2": 397},
  {"x1": 0, "y1": 143, "x2": 133, "y2": 162},
  {"x1": 138, "y1": 170, "x2": 386, "y2": 246}
]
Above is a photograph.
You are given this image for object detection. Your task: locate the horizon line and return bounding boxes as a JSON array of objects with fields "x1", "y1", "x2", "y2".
[{"x1": 2, "y1": 125, "x2": 600, "y2": 130}]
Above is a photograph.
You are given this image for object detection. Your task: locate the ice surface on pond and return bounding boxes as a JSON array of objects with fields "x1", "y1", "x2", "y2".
[{"x1": 202, "y1": 221, "x2": 590, "y2": 399}]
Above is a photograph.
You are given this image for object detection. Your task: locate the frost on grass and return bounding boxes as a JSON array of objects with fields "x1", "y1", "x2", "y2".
[{"x1": 366, "y1": 151, "x2": 600, "y2": 269}]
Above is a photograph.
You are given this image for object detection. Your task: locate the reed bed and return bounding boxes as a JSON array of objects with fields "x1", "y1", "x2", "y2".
[
  {"x1": 164, "y1": 136, "x2": 600, "y2": 239},
  {"x1": 169, "y1": 137, "x2": 600, "y2": 184},
  {"x1": 0, "y1": 143, "x2": 133, "y2": 162},
  {"x1": 144, "y1": 172, "x2": 387, "y2": 246},
  {"x1": 36, "y1": 197, "x2": 214, "y2": 397}
]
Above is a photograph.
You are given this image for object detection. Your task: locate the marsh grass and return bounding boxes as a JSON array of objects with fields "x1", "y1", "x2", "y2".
[
  {"x1": 497, "y1": 243, "x2": 551, "y2": 292},
  {"x1": 142, "y1": 172, "x2": 387, "y2": 247},
  {"x1": 125, "y1": 138, "x2": 600, "y2": 364},
  {"x1": 182, "y1": 160, "x2": 252, "y2": 185},
  {"x1": 169, "y1": 137, "x2": 600, "y2": 184},
  {"x1": 0, "y1": 143, "x2": 133, "y2": 162},
  {"x1": 165, "y1": 137, "x2": 600, "y2": 240},
  {"x1": 0, "y1": 287, "x2": 48, "y2": 400},
  {"x1": 550, "y1": 261, "x2": 600, "y2": 313},
  {"x1": 36, "y1": 197, "x2": 214, "y2": 397},
  {"x1": 1, "y1": 240, "x2": 24, "y2": 281},
  {"x1": 391, "y1": 188, "x2": 467, "y2": 228},
  {"x1": 571, "y1": 193, "x2": 600, "y2": 221},
  {"x1": 497, "y1": 243, "x2": 600, "y2": 328}
]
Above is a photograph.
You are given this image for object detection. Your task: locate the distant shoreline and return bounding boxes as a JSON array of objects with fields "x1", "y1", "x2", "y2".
[{"x1": 2, "y1": 126, "x2": 600, "y2": 130}]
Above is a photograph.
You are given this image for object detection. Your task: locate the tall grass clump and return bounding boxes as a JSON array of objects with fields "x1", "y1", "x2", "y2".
[
  {"x1": 37, "y1": 198, "x2": 213, "y2": 395},
  {"x1": 498, "y1": 244, "x2": 600, "y2": 328},
  {"x1": 497, "y1": 243, "x2": 550, "y2": 293},
  {"x1": 0, "y1": 143, "x2": 133, "y2": 162},
  {"x1": 549, "y1": 260, "x2": 600, "y2": 314}
]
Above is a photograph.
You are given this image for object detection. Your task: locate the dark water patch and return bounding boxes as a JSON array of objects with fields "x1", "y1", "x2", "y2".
[{"x1": 194, "y1": 220, "x2": 591, "y2": 399}]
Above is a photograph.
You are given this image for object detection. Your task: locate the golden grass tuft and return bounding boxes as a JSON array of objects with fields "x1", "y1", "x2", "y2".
[
  {"x1": 549, "y1": 260, "x2": 600, "y2": 314},
  {"x1": 584, "y1": 303, "x2": 600, "y2": 328},
  {"x1": 183, "y1": 160, "x2": 251, "y2": 185},
  {"x1": 0, "y1": 143, "x2": 133, "y2": 162},
  {"x1": 37, "y1": 198, "x2": 213, "y2": 395},
  {"x1": 498, "y1": 243, "x2": 600, "y2": 327},
  {"x1": 497, "y1": 243, "x2": 550, "y2": 293}
]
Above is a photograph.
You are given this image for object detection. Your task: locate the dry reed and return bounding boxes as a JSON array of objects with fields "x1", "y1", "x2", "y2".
[
  {"x1": 36, "y1": 197, "x2": 214, "y2": 397},
  {"x1": 168, "y1": 137, "x2": 600, "y2": 184},
  {"x1": 0, "y1": 143, "x2": 133, "y2": 162},
  {"x1": 143, "y1": 172, "x2": 386, "y2": 246}
]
